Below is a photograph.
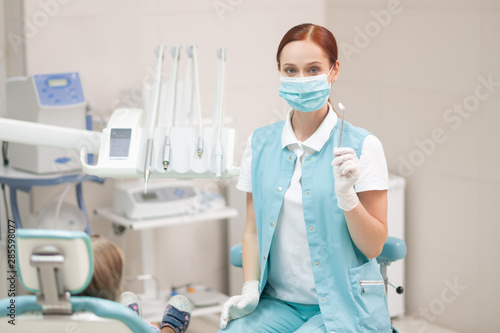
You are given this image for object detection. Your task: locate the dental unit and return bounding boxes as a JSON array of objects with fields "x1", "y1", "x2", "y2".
[{"x1": 0, "y1": 45, "x2": 238, "y2": 192}]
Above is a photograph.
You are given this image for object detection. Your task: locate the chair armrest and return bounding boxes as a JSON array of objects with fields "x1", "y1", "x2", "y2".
[
  {"x1": 377, "y1": 236, "x2": 407, "y2": 265},
  {"x1": 0, "y1": 295, "x2": 156, "y2": 332}
]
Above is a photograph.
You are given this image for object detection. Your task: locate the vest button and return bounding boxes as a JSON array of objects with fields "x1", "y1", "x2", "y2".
[
  {"x1": 309, "y1": 226, "x2": 314, "y2": 231},
  {"x1": 315, "y1": 261, "x2": 319, "y2": 266},
  {"x1": 263, "y1": 255, "x2": 266, "y2": 261},
  {"x1": 271, "y1": 222, "x2": 274, "y2": 227},
  {"x1": 322, "y1": 297, "x2": 326, "y2": 302},
  {"x1": 306, "y1": 190, "x2": 310, "y2": 195},
  {"x1": 289, "y1": 155, "x2": 293, "y2": 160},
  {"x1": 277, "y1": 187, "x2": 282, "y2": 192},
  {"x1": 307, "y1": 157, "x2": 311, "y2": 162}
]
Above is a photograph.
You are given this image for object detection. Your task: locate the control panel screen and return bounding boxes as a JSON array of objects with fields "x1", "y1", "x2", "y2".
[
  {"x1": 109, "y1": 129, "x2": 132, "y2": 158},
  {"x1": 47, "y1": 78, "x2": 69, "y2": 87},
  {"x1": 34, "y1": 73, "x2": 85, "y2": 106}
]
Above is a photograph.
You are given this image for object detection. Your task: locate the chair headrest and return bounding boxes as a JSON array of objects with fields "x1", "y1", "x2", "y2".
[{"x1": 16, "y1": 229, "x2": 94, "y2": 294}]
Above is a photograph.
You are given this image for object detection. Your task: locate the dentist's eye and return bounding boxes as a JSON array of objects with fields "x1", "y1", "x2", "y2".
[
  {"x1": 310, "y1": 67, "x2": 320, "y2": 74},
  {"x1": 285, "y1": 68, "x2": 296, "y2": 74}
]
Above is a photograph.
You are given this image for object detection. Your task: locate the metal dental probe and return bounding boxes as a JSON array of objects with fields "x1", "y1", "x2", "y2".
[{"x1": 337, "y1": 102, "x2": 346, "y2": 148}]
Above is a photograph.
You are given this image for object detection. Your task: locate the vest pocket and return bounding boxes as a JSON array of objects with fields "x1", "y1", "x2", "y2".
[
  {"x1": 359, "y1": 280, "x2": 385, "y2": 293},
  {"x1": 348, "y1": 260, "x2": 392, "y2": 331}
]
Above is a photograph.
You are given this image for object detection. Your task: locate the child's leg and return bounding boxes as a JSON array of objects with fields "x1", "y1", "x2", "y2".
[{"x1": 149, "y1": 322, "x2": 175, "y2": 333}]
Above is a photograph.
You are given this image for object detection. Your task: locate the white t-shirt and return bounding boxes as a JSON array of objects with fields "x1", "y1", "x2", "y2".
[{"x1": 236, "y1": 104, "x2": 389, "y2": 304}]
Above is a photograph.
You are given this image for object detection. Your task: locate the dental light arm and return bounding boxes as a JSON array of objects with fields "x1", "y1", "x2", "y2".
[{"x1": 0, "y1": 118, "x2": 102, "y2": 154}]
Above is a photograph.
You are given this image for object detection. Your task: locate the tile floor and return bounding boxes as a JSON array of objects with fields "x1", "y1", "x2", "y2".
[{"x1": 187, "y1": 314, "x2": 464, "y2": 333}]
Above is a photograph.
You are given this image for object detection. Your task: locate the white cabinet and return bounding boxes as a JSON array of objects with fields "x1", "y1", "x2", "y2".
[{"x1": 387, "y1": 174, "x2": 406, "y2": 318}]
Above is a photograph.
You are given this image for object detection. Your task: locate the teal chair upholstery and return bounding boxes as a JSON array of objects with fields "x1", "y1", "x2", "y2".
[{"x1": 376, "y1": 236, "x2": 407, "y2": 265}]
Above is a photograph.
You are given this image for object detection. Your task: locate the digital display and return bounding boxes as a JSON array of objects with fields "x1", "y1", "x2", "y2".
[
  {"x1": 47, "y1": 78, "x2": 68, "y2": 87},
  {"x1": 109, "y1": 129, "x2": 132, "y2": 157},
  {"x1": 141, "y1": 192, "x2": 158, "y2": 201}
]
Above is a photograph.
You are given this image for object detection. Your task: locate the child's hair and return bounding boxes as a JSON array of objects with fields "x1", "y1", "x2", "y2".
[{"x1": 80, "y1": 234, "x2": 124, "y2": 301}]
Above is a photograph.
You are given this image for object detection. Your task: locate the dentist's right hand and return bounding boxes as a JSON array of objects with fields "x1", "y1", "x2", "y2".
[{"x1": 219, "y1": 280, "x2": 260, "y2": 329}]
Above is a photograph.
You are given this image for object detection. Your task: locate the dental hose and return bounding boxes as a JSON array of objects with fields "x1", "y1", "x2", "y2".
[{"x1": 54, "y1": 183, "x2": 73, "y2": 229}]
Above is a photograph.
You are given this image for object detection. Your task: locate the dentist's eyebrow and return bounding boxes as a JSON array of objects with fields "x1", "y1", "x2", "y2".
[{"x1": 282, "y1": 61, "x2": 322, "y2": 67}]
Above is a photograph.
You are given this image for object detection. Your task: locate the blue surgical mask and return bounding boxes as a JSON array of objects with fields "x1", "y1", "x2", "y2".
[{"x1": 279, "y1": 67, "x2": 334, "y2": 112}]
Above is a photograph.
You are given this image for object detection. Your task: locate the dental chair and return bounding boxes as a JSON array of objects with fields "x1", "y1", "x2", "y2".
[
  {"x1": 0, "y1": 229, "x2": 155, "y2": 332},
  {"x1": 229, "y1": 236, "x2": 407, "y2": 332}
]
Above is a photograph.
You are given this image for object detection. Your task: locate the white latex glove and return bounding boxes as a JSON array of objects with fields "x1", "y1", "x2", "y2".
[
  {"x1": 219, "y1": 280, "x2": 259, "y2": 329},
  {"x1": 331, "y1": 147, "x2": 361, "y2": 211}
]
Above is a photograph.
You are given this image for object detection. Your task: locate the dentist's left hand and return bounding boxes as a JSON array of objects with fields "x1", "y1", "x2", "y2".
[{"x1": 219, "y1": 280, "x2": 259, "y2": 329}]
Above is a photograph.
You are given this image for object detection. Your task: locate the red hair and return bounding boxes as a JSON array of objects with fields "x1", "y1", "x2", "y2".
[{"x1": 276, "y1": 23, "x2": 338, "y2": 69}]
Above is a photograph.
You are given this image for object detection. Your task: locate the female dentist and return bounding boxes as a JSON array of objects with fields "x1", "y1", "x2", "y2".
[{"x1": 220, "y1": 23, "x2": 394, "y2": 333}]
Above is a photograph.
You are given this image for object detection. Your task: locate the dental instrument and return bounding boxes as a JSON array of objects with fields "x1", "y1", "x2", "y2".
[
  {"x1": 188, "y1": 45, "x2": 205, "y2": 159},
  {"x1": 214, "y1": 47, "x2": 227, "y2": 182},
  {"x1": 337, "y1": 102, "x2": 346, "y2": 148},
  {"x1": 143, "y1": 45, "x2": 165, "y2": 192},
  {"x1": 162, "y1": 45, "x2": 181, "y2": 172},
  {"x1": 179, "y1": 50, "x2": 192, "y2": 128}
]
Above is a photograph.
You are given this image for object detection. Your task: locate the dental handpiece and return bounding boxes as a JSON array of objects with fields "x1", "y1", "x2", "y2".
[
  {"x1": 163, "y1": 135, "x2": 171, "y2": 170},
  {"x1": 144, "y1": 138, "x2": 153, "y2": 193},
  {"x1": 197, "y1": 137, "x2": 204, "y2": 159},
  {"x1": 337, "y1": 102, "x2": 346, "y2": 148}
]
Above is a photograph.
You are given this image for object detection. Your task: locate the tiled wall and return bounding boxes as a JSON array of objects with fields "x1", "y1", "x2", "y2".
[
  {"x1": 326, "y1": 1, "x2": 499, "y2": 332},
  {"x1": 6, "y1": 0, "x2": 326, "y2": 297}
]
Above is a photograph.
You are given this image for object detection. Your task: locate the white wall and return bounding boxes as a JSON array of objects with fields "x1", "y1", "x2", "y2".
[
  {"x1": 0, "y1": 0, "x2": 6, "y2": 117},
  {"x1": 327, "y1": 1, "x2": 500, "y2": 332},
  {"x1": 4, "y1": 0, "x2": 24, "y2": 77},
  {"x1": 0, "y1": 0, "x2": 6, "y2": 299},
  {"x1": 15, "y1": 0, "x2": 326, "y2": 296}
]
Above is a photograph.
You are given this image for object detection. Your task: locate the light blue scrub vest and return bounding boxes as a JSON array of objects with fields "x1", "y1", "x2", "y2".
[{"x1": 251, "y1": 118, "x2": 392, "y2": 332}]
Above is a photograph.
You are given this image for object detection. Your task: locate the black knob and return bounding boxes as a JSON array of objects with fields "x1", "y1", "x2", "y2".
[{"x1": 396, "y1": 286, "x2": 404, "y2": 294}]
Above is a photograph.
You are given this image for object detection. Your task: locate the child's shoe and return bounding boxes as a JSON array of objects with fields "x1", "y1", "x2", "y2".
[
  {"x1": 118, "y1": 291, "x2": 142, "y2": 317},
  {"x1": 160, "y1": 295, "x2": 192, "y2": 333}
]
